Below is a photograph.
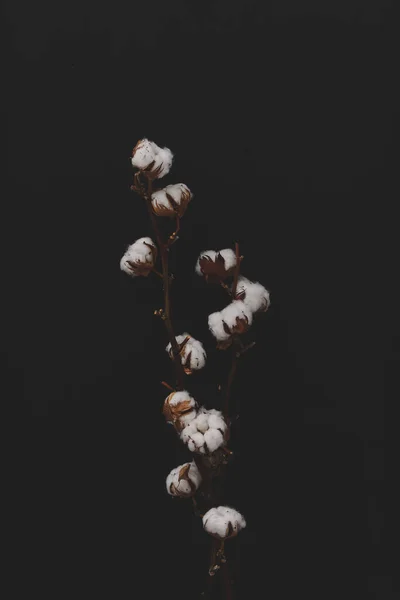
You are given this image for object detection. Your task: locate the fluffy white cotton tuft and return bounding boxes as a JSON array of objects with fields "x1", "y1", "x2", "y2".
[
  {"x1": 208, "y1": 300, "x2": 253, "y2": 341},
  {"x1": 166, "y1": 333, "x2": 206, "y2": 374},
  {"x1": 131, "y1": 139, "x2": 174, "y2": 179},
  {"x1": 151, "y1": 183, "x2": 192, "y2": 217},
  {"x1": 195, "y1": 248, "x2": 237, "y2": 277},
  {"x1": 203, "y1": 506, "x2": 246, "y2": 539},
  {"x1": 166, "y1": 461, "x2": 202, "y2": 498},
  {"x1": 180, "y1": 407, "x2": 227, "y2": 455},
  {"x1": 203, "y1": 428, "x2": 224, "y2": 453},
  {"x1": 235, "y1": 276, "x2": 271, "y2": 314},
  {"x1": 151, "y1": 147, "x2": 174, "y2": 179},
  {"x1": 120, "y1": 237, "x2": 157, "y2": 277},
  {"x1": 168, "y1": 390, "x2": 196, "y2": 408},
  {"x1": 162, "y1": 390, "x2": 197, "y2": 431},
  {"x1": 131, "y1": 139, "x2": 157, "y2": 169}
]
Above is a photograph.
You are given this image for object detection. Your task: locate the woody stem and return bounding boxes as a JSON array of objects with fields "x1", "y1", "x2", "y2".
[{"x1": 138, "y1": 174, "x2": 186, "y2": 390}]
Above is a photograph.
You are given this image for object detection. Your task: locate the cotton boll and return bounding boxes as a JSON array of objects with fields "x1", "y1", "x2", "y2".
[
  {"x1": 235, "y1": 276, "x2": 270, "y2": 313},
  {"x1": 203, "y1": 506, "x2": 246, "y2": 540},
  {"x1": 187, "y1": 432, "x2": 206, "y2": 454},
  {"x1": 166, "y1": 333, "x2": 207, "y2": 374},
  {"x1": 194, "y1": 412, "x2": 209, "y2": 434},
  {"x1": 131, "y1": 139, "x2": 157, "y2": 169},
  {"x1": 120, "y1": 237, "x2": 157, "y2": 277},
  {"x1": 195, "y1": 248, "x2": 236, "y2": 281},
  {"x1": 204, "y1": 428, "x2": 224, "y2": 453},
  {"x1": 166, "y1": 461, "x2": 202, "y2": 498},
  {"x1": 218, "y1": 248, "x2": 237, "y2": 271},
  {"x1": 208, "y1": 311, "x2": 230, "y2": 341},
  {"x1": 163, "y1": 390, "x2": 197, "y2": 430},
  {"x1": 151, "y1": 183, "x2": 192, "y2": 217},
  {"x1": 180, "y1": 422, "x2": 197, "y2": 445},
  {"x1": 177, "y1": 409, "x2": 197, "y2": 429},
  {"x1": 195, "y1": 250, "x2": 217, "y2": 275},
  {"x1": 208, "y1": 414, "x2": 227, "y2": 433},
  {"x1": 151, "y1": 147, "x2": 174, "y2": 179},
  {"x1": 208, "y1": 300, "x2": 253, "y2": 346}
]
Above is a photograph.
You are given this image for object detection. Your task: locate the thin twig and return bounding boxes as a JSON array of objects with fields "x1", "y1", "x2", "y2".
[{"x1": 133, "y1": 172, "x2": 186, "y2": 390}]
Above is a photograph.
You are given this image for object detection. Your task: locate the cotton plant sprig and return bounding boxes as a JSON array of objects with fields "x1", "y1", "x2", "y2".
[{"x1": 122, "y1": 138, "x2": 270, "y2": 594}]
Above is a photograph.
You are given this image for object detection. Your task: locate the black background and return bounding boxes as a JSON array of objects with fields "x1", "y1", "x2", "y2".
[{"x1": 4, "y1": 0, "x2": 397, "y2": 598}]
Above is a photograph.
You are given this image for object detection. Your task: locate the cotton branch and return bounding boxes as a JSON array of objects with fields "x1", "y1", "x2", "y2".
[{"x1": 132, "y1": 172, "x2": 186, "y2": 390}]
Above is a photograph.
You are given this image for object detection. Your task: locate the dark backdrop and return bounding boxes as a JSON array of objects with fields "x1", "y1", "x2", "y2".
[{"x1": 4, "y1": 1, "x2": 396, "y2": 598}]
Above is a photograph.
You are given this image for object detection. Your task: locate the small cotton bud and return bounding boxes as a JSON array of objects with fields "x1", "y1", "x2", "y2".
[
  {"x1": 151, "y1": 183, "x2": 193, "y2": 218},
  {"x1": 166, "y1": 461, "x2": 202, "y2": 498},
  {"x1": 195, "y1": 249, "x2": 237, "y2": 282},
  {"x1": 131, "y1": 138, "x2": 173, "y2": 179},
  {"x1": 203, "y1": 506, "x2": 246, "y2": 540},
  {"x1": 162, "y1": 390, "x2": 197, "y2": 431},
  {"x1": 166, "y1": 333, "x2": 206, "y2": 375},
  {"x1": 234, "y1": 276, "x2": 271, "y2": 313},
  {"x1": 208, "y1": 300, "x2": 253, "y2": 349},
  {"x1": 120, "y1": 237, "x2": 157, "y2": 277}
]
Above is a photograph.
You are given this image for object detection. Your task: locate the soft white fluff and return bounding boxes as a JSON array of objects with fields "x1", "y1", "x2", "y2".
[
  {"x1": 166, "y1": 461, "x2": 202, "y2": 497},
  {"x1": 151, "y1": 183, "x2": 191, "y2": 212},
  {"x1": 195, "y1": 248, "x2": 237, "y2": 276},
  {"x1": 120, "y1": 236, "x2": 156, "y2": 276},
  {"x1": 131, "y1": 139, "x2": 157, "y2": 169},
  {"x1": 131, "y1": 138, "x2": 173, "y2": 178},
  {"x1": 180, "y1": 407, "x2": 227, "y2": 455},
  {"x1": 208, "y1": 300, "x2": 253, "y2": 341},
  {"x1": 168, "y1": 390, "x2": 196, "y2": 408},
  {"x1": 235, "y1": 276, "x2": 271, "y2": 313},
  {"x1": 166, "y1": 333, "x2": 206, "y2": 372},
  {"x1": 203, "y1": 506, "x2": 246, "y2": 539},
  {"x1": 151, "y1": 147, "x2": 174, "y2": 179}
]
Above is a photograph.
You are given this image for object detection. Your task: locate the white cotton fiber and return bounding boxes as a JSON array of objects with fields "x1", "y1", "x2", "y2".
[
  {"x1": 120, "y1": 237, "x2": 156, "y2": 277},
  {"x1": 203, "y1": 506, "x2": 246, "y2": 539},
  {"x1": 208, "y1": 300, "x2": 253, "y2": 341},
  {"x1": 131, "y1": 139, "x2": 157, "y2": 169},
  {"x1": 166, "y1": 333, "x2": 206, "y2": 373},
  {"x1": 195, "y1": 248, "x2": 237, "y2": 276},
  {"x1": 166, "y1": 461, "x2": 202, "y2": 498},
  {"x1": 131, "y1": 139, "x2": 174, "y2": 179},
  {"x1": 235, "y1": 276, "x2": 270, "y2": 314},
  {"x1": 204, "y1": 428, "x2": 224, "y2": 453},
  {"x1": 168, "y1": 390, "x2": 195, "y2": 408},
  {"x1": 180, "y1": 407, "x2": 227, "y2": 455}
]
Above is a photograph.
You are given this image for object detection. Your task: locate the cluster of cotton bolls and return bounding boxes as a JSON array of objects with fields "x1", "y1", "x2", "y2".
[
  {"x1": 195, "y1": 247, "x2": 270, "y2": 348},
  {"x1": 120, "y1": 237, "x2": 157, "y2": 277},
  {"x1": 202, "y1": 506, "x2": 246, "y2": 539},
  {"x1": 166, "y1": 461, "x2": 202, "y2": 498},
  {"x1": 131, "y1": 138, "x2": 174, "y2": 180},
  {"x1": 180, "y1": 407, "x2": 228, "y2": 455},
  {"x1": 165, "y1": 333, "x2": 207, "y2": 375}
]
